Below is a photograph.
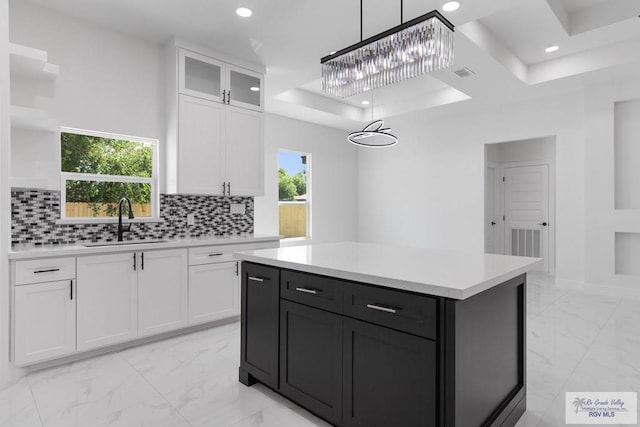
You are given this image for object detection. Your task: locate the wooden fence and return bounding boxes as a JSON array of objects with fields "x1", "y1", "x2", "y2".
[
  {"x1": 65, "y1": 202, "x2": 152, "y2": 218},
  {"x1": 279, "y1": 203, "x2": 307, "y2": 238}
]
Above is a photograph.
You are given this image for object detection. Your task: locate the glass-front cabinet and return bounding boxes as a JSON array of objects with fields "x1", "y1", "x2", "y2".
[{"x1": 178, "y1": 49, "x2": 263, "y2": 111}]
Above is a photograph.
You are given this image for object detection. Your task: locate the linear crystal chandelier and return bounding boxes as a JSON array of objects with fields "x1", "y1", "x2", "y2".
[{"x1": 321, "y1": 7, "x2": 455, "y2": 98}]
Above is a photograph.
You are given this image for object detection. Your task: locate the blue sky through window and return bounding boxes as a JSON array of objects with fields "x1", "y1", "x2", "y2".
[{"x1": 278, "y1": 150, "x2": 306, "y2": 175}]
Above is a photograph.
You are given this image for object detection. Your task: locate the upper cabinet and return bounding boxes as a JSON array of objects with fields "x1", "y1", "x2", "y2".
[
  {"x1": 178, "y1": 49, "x2": 263, "y2": 112},
  {"x1": 166, "y1": 41, "x2": 265, "y2": 196}
]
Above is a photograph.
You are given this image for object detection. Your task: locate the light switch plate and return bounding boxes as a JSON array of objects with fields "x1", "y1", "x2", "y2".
[
  {"x1": 230, "y1": 203, "x2": 246, "y2": 214},
  {"x1": 187, "y1": 214, "x2": 195, "y2": 226}
]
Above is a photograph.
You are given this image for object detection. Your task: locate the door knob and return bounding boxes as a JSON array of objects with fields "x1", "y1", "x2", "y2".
[{"x1": 538, "y1": 222, "x2": 548, "y2": 226}]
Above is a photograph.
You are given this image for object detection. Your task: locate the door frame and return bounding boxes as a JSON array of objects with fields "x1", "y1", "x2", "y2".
[{"x1": 500, "y1": 160, "x2": 556, "y2": 275}]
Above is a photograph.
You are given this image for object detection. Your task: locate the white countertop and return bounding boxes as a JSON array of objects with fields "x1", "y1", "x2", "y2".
[
  {"x1": 9, "y1": 234, "x2": 281, "y2": 260},
  {"x1": 235, "y1": 242, "x2": 542, "y2": 300}
]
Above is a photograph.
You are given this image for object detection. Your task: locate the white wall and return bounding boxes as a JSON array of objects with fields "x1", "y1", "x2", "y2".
[
  {"x1": 486, "y1": 136, "x2": 556, "y2": 163},
  {"x1": 358, "y1": 91, "x2": 585, "y2": 282},
  {"x1": 9, "y1": 0, "x2": 164, "y2": 190},
  {"x1": 255, "y1": 114, "x2": 359, "y2": 244},
  {"x1": 0, "y1": 0, "x2": 11, "y2": 388},
  {"x1": 584, "y1": 76, "x2": 640, "y2": 287}
]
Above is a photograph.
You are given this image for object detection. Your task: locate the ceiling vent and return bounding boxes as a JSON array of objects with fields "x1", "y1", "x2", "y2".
[{"x1": 453, "y1": 67, "x2": 475, "y2": 78}]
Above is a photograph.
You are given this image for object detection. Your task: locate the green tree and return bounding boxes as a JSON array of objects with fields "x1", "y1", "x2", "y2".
[
  {"x1": 278, "y1": 168, "x2": 298, "y2": 201},
  {"x1": 291, "y1": 171, "x2": 306, "y2": 197}
]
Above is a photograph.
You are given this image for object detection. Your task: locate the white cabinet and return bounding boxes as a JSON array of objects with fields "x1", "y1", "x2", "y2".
[
  {"x1": 14, "y1": 280, "x2": 75, "y2": 366},
  {"x1": 167, "y1": 42, "x2": 264, "y2": 196},
  {"x1": 77, "y1": 249, "x2": 188, "y2": 349},
  {"x1": 188, "y1": 262, "x2": 239, "y2": 325},
  {"x1": 177, "y1": 95, "x2": 225, "y2": 195},
  {"x1": 13, "y1": 257, "x2": 76, "y2": 366},
  {"x1": 138, "y1": 249, "x2": 188, "y2": 336},
  {"x1": 179, "y1": 49, "x2": 263, "y2": 111},
  {"x1": 225, "y1": 106, "x2": 264, "y2": 196},
  {"x1": 77, "y1": 253, "x2": 138, "y2": 351}
]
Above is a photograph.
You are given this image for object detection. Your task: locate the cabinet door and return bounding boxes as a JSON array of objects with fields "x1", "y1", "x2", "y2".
[
  {"x1": 138, "y1": 249, "x2": 188, "y2": 337},
  {"x1": 241, "y1": 263, "x2": 280, "y2": 389},
  {"x1": 343, "y1": 318, "x2": 437, "y2": 427},
  {"x1": 188, "y1": 261, "x2": 239, "y2": 325},
  {"x1": 14, "y1": 280, "x2": 75, "y2": 366},
  {"x1": 77, "y1": 253, "x2": 138, "y2": 351},
  {"x1": 178, "y1": 95, "x2": 225, "y2": 195},
  {"x1": 227, "y1": 64, "x2": 263, "y2": 111},
  {"x1": 280, "y1": 300, "x2": 342, "y2": 425},
  {"x1": 225, "y1": 105, "x2": 263, "y2": 196},
  {"x1": 178, "y1": 49, "x2": 226, "y2": 103}
]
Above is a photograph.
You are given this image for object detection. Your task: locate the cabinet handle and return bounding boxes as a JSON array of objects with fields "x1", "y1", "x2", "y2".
[
  {"x1": 227, "y1": 90, "x2": 231, "y2": 104},
  {"x1": 70, "y1": 279, "x2": 73, "y2": 301},
  {"x1": 227, "y1": 182, "x2": 231, "y2": 195},
  {"x1": 133, "y1": 253, "x2": 137, "y2": 271},
  {"x1": 141, "y1": 252, "x2": 144, "y2": 270},
  {"x1": 208, "y1": 253, "x2": 224, "y2": 257},
  {"x1": 366, "y1": 303, "x2": 398, "y2": 314},
  {"x1": 222, "y1": 89, "x2": 226, "y2": 101},
  {"x1": 248, "y1": 276, "x2": 266, "y2": 282},
  {"x1": 222, "y1": 182, "x2": 226, "y2": 195},
  {"x1": 33, "y1": 268, "x2": 60, "y2": 274},
  {"x1": 235, "y1": 263, "x2": 239, "y2": 276},
  {"x1": 295, "y1": 287, "x2": 318, "y2": 295}
]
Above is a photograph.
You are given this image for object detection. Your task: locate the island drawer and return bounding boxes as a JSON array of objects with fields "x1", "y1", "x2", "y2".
[
  {"x1": 343, "y1": 283, "x2": 438, "y2": 340},
  {"x1": 280, "y1": 270, "x2": 344, "y2": 314},
  {"x1": 15, "y1": 257, "x2": 76, "y2": 285}
]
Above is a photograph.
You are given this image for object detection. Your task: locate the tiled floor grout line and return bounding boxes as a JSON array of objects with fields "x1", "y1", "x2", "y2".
[
  {"x1": 25, "y1": 375, "x2": 46, "y2": 427},
  {"x1": 115, "y1": 351, "x2": 196, "y2": 427}
]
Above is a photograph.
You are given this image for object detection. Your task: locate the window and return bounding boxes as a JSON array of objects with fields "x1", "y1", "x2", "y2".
[
  {"x1": 60, "y1": 128, "x2": 158, "y2": 220},
  {"x1": 278, "y1": 150, "x2": 310, "y2": 239}
]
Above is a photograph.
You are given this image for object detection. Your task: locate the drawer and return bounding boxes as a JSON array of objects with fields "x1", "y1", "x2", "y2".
[
  {"x1": 280, "y1": 270, "x2": 344, "y2": 314},
  {"x1": 189, "y1": 241, "x2": 279, "y2": 266},
  {"x1": 189, "y1": 246, "x2": 234, "y2": 266},
  {"x1": 344, "y1": 283, "x2": 437, "y2": 340},
  {"x1": 15, "y1": 257, "x2": 76, "y2": 285}
]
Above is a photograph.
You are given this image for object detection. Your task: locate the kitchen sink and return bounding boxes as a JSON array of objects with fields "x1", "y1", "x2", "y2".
[{"x1": 83, "y1": 240, "x2": 168, "y2": 247}]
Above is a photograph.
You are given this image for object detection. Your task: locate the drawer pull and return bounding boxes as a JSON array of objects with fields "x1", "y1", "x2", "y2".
[
  {"x1": 208, "y1": 253, "x2": 224, "y2": 257},
  {"x1": 366, "y1": 303, "x2": 398, "y2": 314},
  {"x1": 248, "y1": 276, "x2": 266, "y2": 282},
  {"x1": 295, "y1": 287, "x2": 318, "y2": 295},
  {"x1": 33, "y1": 268, "x2": 61, "y2": 274}
]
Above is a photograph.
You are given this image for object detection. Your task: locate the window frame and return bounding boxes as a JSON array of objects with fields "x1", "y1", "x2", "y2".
[
  {"x1": 277, "y1": 149, "x2": 311, "y2": 241},
  {"x1": 59, "y1": 127, "x2": 160, "y2": 223}
]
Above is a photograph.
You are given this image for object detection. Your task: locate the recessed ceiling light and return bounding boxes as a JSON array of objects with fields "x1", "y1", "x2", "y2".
[
  {"x1": 236, "y1": 7, "x2": 253, "y2": 17},
  {"x1": 250, "y1": 86, "x2": 260, "y2": 92},
  {"x1": 442, "y1": 1, "x2": 460, "y2": 12},
  {"x1": 545, "y1": 45, "x2": 559, "y2": 53},
  {"x1": 361, "y1": 100, "x2": 370, "y2": 105}
]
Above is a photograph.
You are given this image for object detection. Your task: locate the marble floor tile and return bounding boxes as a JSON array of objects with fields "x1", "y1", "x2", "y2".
[
  {"x1": 228, "y1": 402, "x2": 332, "y2": 427},
  {"x1": 161, "y1": 370, "x2": 283, "y2": 427},
  {"x1": 0, "y1": 379, "x2": 42, "y2": 427}
]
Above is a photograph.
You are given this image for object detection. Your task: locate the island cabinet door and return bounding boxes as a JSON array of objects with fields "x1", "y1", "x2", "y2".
[
  {"x1": 343, "y1": 317, "x2": 437, "y2": 427},
  {"x1": 241, "y1": 262, "x2": 280, "y2": 389},
  {"x1": 279, "y1": 300, "x2": 342, "y2": 425}
]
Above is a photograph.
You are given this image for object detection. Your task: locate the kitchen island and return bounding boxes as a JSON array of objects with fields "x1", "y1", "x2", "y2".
[{"x1": 234, "y1": 242, "x2": 541, "y2": 427}]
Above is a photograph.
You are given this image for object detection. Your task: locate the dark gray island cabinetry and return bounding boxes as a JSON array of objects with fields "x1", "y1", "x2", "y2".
[{"x1": 236, "y1": 243, "x2": 541, "y2": 427}]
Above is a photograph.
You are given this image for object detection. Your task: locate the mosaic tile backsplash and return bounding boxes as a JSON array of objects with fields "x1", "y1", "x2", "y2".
[{"x1": 11, "y1": 189, "x2": 254, "y2": 245}]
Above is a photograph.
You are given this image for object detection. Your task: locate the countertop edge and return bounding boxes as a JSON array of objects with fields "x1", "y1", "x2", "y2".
[
  {"x1": 9, "y1": 235, "x2": 282, "y2": 260},
  {"x1": 235, "y1": 252, "x2": 541, "y2": 300}
]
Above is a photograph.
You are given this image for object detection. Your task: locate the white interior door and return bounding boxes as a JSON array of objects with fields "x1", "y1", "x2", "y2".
[
  {"x1": 504, "y1": 164, "x2": 550, "y2": 272},
  {"x1": 485, "y1": 163, "x2": 500, "y2": 254}
]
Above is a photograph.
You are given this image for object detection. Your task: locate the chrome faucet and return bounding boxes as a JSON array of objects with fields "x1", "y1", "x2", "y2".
[{"x1": 117, "y1": 197, "x2": 135, "y2": 241}]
